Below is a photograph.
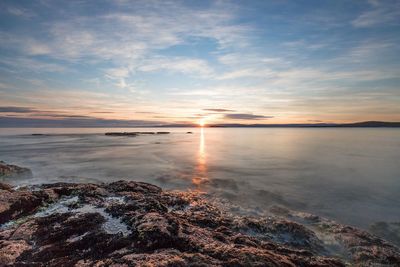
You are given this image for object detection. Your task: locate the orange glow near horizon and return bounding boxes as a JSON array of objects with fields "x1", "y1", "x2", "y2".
[{"x1": 199, "y1": 119, "x2": 206, "y2": 127}]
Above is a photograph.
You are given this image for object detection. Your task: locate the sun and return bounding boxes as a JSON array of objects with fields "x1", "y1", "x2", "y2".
[{"x1": 199, "y1": 119, "x2": 205, "y2": 127}]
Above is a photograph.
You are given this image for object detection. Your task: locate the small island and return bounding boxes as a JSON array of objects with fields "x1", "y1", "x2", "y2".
[{"x1": 105, "y1": 132, "x2": 171, "y2": 137}]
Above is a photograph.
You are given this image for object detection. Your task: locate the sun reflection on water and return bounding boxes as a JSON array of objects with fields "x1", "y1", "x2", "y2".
[{"x1": 192, "y1": 127, "x2": 208, "y2": 188}]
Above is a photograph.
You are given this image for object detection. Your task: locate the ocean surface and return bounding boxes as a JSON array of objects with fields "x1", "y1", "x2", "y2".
[{"x1": 0, "y1": 127, "x2": 399, "y2": 232}]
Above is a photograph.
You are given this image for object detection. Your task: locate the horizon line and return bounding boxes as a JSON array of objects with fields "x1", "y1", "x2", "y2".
[{"x1": 1, "y1": 121, "x2": 400, "y2": 128}]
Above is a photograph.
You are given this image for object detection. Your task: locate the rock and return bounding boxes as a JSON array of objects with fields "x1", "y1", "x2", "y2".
[
  {"x1": 0, "y1": 188, "x2": 58, "y2": 224},
  {"x1": 0, "y1": 182, "x2": 13, "y2": 191},
  {"x1": 136, "y1": 132, "x2": 156, "y2": 134},
  {"x1": 0, "y1": 161, "x2": 31, "y2": 178},
  {"x1": 186, "y1": 131, "x2": 193, "y2": 134},
  {"x1": 327, "y1": 224, "x2": 400, "y2": 266},
  {"x1": 105, "y1": 132, "x2": 138, "y2": 136},
  {"x1": 0, "y1": 180, "x2": 398, "y2": 266},
  {"x1": 369, "y1": 221, "x2": 400, "y2": 247},
  {"x1": 271, "y1": 207, "x2": 400, "y2": 266},
  {"x1": 133, "y1": 212, "x2": 179, "y2": 250},
  {"x1": 105, "y1": 132, "x2": 170, "y2": 136},
  {"x1": 0, "y1": 240, "x2": 31, "y2": 264},
  {"x1": 234, "y1": 217, "x2": 325, "y2": 253}
]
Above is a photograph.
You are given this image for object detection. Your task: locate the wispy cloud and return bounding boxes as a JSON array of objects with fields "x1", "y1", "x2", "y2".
[
  {"x1": 0, "y1": 106, "x2": 35, "y2": 113},
  {"x1": 224, "y1": 113, "x2": 273, "y2": 120},
  {"x1": 5, "y1": 1, "x2": 250, "y2": 62},
  {"x1": 0, "y1": 56, "x2": 68, "y2": 73},
  {"x1": 203, "y1": 108, "x2": 235, "y2": 112},
  {"x1": 0, "y1": 116, "x2": 168, "y2": 127},
  {"x1": 345, "y1": 40, "x2": 395, "y2": 63},
  {"x1": 6, "y1": 6, "x2": 35, "y2": 19},
  {"x1": 138, "y1": 56, "x2": 213, "y2": 77},
  {"x1": 217, "y1": 68, "x2": 275, "y2": 80},
  {"x1": 352, "y1": 0, "x2": 400, "y2": 28},
  {"x1": 105, "y1": 67, "x2": 131, "y2": 79}
]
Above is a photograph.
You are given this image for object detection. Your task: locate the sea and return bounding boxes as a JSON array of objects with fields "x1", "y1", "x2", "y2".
[{"x1": 0, "y1": 127, "x2": 399, "y2": 240}]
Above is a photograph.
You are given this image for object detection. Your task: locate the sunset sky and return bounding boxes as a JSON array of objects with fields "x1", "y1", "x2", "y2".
[{"x1": 0, "y1": 0, "x2": 399, "y2": 126}]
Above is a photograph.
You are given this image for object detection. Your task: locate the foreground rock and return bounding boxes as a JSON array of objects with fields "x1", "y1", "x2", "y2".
[
  {"x1": 0, "y1": 161, "x2": 31, "y2": 178},
  {"x1": 0, "y1": 181, "x2": 399, "y2": 266}
]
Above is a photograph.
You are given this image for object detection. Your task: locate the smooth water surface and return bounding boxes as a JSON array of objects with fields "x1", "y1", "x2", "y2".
[{"x1": 0, "y1": 127, "x2": 399, "y2": 230}]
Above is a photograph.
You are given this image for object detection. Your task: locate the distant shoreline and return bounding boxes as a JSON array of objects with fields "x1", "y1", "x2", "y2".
[{"x1": 1, "y1": 121, "x2": 400, "y2": 128}]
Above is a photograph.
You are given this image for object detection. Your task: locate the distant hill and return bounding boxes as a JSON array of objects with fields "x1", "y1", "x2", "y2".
[
  {"x1": 340, "y1": 121, "x2": 400, "y2": 127},
  {"x1": 1, "y1": 117, "x2": 399, "y2": 128},
  {"x1": 208, "y1": 121, "x2": 400, "y2": 128}
]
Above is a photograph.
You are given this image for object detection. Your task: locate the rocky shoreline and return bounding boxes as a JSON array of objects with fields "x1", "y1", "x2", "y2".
[
  {"x1": 0, "y1": 182, "x2": 399, "y2": 266},
  {"x1": 0, "y1": 162, "x2": 399, "y2": 266}
]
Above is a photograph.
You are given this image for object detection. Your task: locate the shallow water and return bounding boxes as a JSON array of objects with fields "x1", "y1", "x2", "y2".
[{"x1": 0, "y1": 127, "x2": 399, "y2": 232}]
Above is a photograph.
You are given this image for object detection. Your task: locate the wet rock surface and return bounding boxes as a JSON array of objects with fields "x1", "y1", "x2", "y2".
[
  {"x1": 0, "y1": 181, "x2": 399, "y2": 266},
  {"x1": 0, "y1": 161, "x2": 31, "y2": 178}
]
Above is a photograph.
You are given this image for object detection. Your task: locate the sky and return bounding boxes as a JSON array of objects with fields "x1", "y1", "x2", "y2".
[{"x1": 0, "y1": 0, "x2": 399, "y2": 126}]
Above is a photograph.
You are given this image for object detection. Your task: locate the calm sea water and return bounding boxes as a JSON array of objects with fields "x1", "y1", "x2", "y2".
[{"x1": 0, "y1": 127, "x2": 399, "y2": 231}]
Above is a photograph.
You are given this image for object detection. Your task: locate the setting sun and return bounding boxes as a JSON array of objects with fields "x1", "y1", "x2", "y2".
[{"x1": 199, "y1": 119, "x2": 205, "y2": 127}]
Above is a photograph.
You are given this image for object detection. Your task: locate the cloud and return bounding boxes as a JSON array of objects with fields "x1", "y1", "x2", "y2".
[
  {"x1": 0, "y1": 89, "x2": 143, "y2": 115},
  {"x1": 203, "y1": 108, "x2": 235, "y2": 112},
  {"x1": 168, "y1": 89, "x2": 221, "y2": 96},
  {"x1": 1, "y1": 1, "x2": 399, "y2": 124},
  {"x1": 135, "y1": 111, "x2": 158, "y2": 114},
  {"x1": 0, "y1": 107, "x2": 115, "y2": 120},
  {"x1": 216, "y1": 53, "x2": 288, "y2": 80},
  {"x1": 224, "y1": 113, "x2": 273, "y2": 120},
  {"x1": 23, "y1": 39, "x2": 53, "y2": 56},
  {"x1": 5, "y1": 1, "x2": 250, "y2": 62},
  {"x1": 217, "y1": 68, "x2": 275, "y2": 80},
  {"x1": 344, "y1": 40, "x2": 394, "y2": 63},
  {"x1": 266, "y1": 67, "x2": 400, "y2": 89},
  {"x1": 352, "y1": 1, "x2": 400, "y2": 28},
  {"x1": 0, "y1": 0, "x2": 252, "y2": 96},
  {"x1": 0, "y1": 57, "x2": 68, "y2": 73},
  {"x1": 6, "y1": 6, "x2": 35, "y2": 19},
  {"x1": 0, "y1": 106, "x2": 35, "y2": 113},
  {"x1": 218, "y1": 53, "x2": 287, "y2": 67},
  {"x1": 29, "y1": 114, "x2": 93, "y2": 119},
  {"x1": 138, "y1": 56, "x2": 213, "y2": 77},
  {"x1": 105, "y1": 67, "x2": 131, "y2": 78},
  {"x1": 0, "y1": 116, "x2": 169, "y2": 127}
]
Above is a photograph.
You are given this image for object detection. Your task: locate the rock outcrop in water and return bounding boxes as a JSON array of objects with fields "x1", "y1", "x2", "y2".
[
  {"x1": 105, "y1": 132, "x2": 170, "y2": 136},
  {"x1": 1, "y1": 180, "x2": 399, "y2": 266},
  {"x1": 0, "y1": 161, "x2": 31, "y2": 178}
]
